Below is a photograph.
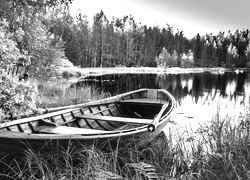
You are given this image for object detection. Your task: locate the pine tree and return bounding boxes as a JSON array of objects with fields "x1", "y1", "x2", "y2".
[{"x1": 193, "y1": 33, "x2": 202, "y2": 66}]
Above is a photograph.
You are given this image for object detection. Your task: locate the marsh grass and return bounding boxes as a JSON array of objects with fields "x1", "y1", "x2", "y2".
[
  {"x1": 0, "y1": 143, "x2": 125, "y2": 180},
  {"x1": 115, "y1": 107, "x2": 250, "y2": 180},
  {"x1": 35, "y1": 79, "x2": 109, "y2": 108}
]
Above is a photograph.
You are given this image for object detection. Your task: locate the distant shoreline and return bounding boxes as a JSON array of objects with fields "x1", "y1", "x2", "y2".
[{"x1": 62, "y1": 67, "x2": 250, "y2": 77}]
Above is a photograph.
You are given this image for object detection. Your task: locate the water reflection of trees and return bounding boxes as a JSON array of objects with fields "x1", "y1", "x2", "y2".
[
  {"x1": 77, "y1": 72, "x2": 249, "y2": 106},
  {"x1": 156, "y1": 72, "x2": 247, "y2": 105},
  {"x1": 77, "y1": 74, "x2": 161, "y2": 95}
]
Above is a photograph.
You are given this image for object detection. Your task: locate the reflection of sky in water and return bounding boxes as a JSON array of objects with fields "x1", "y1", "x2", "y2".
[
  {"x1": 171, "y1": 72, "x2": 249, "y2": 131},
  {"x1": 165, "y1": 73, "x2": 250, "y2": 152}
]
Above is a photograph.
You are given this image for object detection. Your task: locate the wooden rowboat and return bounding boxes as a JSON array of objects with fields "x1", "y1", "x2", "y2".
[{"x1": 0, "y1": 89, "x2": 176, "y2": 157}]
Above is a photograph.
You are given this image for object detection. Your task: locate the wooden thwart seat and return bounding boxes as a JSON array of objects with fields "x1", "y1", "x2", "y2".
[
  {"x1": 36, "y1": 125, "x2": 107, "y2": 134},
  {"x1": 118, "y1": 98, "x2": 168, "y2": 106},
  {"x1": 36, "y1": 114, "x2": 152, "y2": 135},
  {"x1": 76, "y1": 114, "x2": 152, "y2": 124}
]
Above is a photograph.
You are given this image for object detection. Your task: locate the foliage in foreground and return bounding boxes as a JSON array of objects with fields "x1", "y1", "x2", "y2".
[
  {"x1": 0, "y1": 144, "x2": 124, "y2": 180},
  {"x1": 0, "y1": 75, "x2": 38, "y2": 121},
  {"x1": 1, "y1": 107, "x2": 250, "y2": 180}
]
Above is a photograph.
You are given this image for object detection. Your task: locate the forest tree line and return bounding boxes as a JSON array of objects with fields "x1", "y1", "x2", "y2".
[{"x1": 1, "y1": 0, "x2": 250, "y2": 78}]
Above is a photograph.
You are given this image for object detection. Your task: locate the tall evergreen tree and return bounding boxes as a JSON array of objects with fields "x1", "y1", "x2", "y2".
[{"x1": 193, "y1": 33, "x2": 202, "y2": 66}]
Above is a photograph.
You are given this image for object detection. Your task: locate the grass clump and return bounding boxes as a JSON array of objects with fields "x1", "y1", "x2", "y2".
[
  {"x1": 118, "y1": 107, "x2": 250, "y2": 180},
  {"x1": 0, "y1": 143, "x2": 124, "y2": 180},
  {"x1": 35, "y1": 79, "x2": 109, "y2": 108}
]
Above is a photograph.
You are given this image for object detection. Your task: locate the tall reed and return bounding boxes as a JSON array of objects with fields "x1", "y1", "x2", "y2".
[
  {"x1": 0, "y1": 143, "x2": 124, "y2": 180},
  {"x1": 35, "y1": 79, "x2": 109, "y2": 108},
  {"x1": 117, "y1": 106, "x2": 250, "y2": 179}
]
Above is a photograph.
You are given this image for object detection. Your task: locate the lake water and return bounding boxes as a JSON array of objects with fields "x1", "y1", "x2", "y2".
[{"x1": 77, "y1": 70, "x2": 250, "y2": 131}]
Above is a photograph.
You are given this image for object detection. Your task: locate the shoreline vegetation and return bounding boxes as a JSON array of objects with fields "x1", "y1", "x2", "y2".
[
  {"x1": 36, "y1": 79, "x2": 109, "y2": 109},
  {"x1": 56, "y1": 67, "x2": 250, "y2": 82},
  {"x1": 1, "y1": 77, "x2": 250, "y2": 179},
  {"x1": 61, "y1": 66, "x2": 250, "y2": 77}
]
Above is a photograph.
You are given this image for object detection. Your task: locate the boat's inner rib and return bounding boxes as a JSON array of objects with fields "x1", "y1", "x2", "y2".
[{"x1": 36, "y1": 125, "x2": 107, "y2": 134}]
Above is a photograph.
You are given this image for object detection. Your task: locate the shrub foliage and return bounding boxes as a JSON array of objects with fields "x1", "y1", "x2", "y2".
[{"x1": 0, "y1": 75, "x2": 38, "y2": 120}]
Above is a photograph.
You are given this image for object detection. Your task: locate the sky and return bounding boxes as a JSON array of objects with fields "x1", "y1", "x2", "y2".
[{"x1": 69, "y1": 0, "x2": 250, "y2": 39}]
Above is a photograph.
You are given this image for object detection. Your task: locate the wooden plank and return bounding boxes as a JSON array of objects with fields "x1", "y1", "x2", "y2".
[
  {"x1": 63, "y1": 112, "x2": 74, "y2": 121},
  {"x1": 147, "y1": 89, "x2": 158, "y2": 99},
  {"x1": 118, "y1": 98, "x2": 168, "y2": 105},
  {"x1": 52, "y1": 115, "x2": 65, "y2": 124},
  {"x1": 59, "y1": 108, "x2": 111, "y2": 126},
  {"x1": 20, "y1": 123, "x2": 33, "y2": 133},
  {"x1": 36, "y1": 125, "x2": 107, "y2": 134},
  {"x1": 0, "y1": 108, "x2": 79, "y2": 129},
  {"x1": 8, "y1": 125, "x2": 19, "y2": 132},
  {"x1": 76, "y1": 114, "x2": 152, "y2": 124}
]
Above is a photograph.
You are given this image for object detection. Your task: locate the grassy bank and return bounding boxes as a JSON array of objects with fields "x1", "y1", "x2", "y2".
[
  {"x1": 34, "y1": 79, "x2": 109, "y2": 109},
  {"x1": 1, "y1": 80, "x2": 250, "y2": 179}
]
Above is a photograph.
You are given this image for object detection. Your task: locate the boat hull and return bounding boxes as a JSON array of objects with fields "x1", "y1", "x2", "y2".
[{"x1": 0, "y1": 89, "x2": 176, "y2": 158}]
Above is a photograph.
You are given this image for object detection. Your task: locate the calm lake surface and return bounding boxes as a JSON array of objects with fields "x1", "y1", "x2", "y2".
[{"x1": 77, "y1": 70, "x2": 250, "y2": 129}]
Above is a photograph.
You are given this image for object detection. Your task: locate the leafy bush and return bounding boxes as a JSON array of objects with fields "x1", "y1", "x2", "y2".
[
  {"x1": 0, "y1": 19, "x2": 30, "y2": 67},
  {"x1": 0, "y1": 74, "x2": 38, "y2": 120}
]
